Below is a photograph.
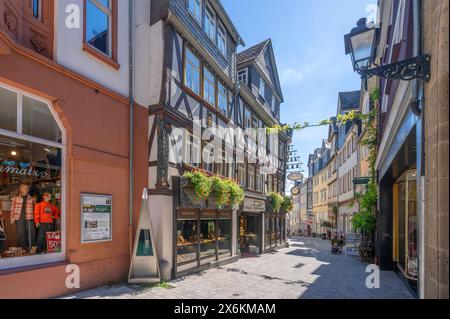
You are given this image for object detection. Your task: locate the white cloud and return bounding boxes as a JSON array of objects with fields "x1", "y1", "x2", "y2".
[{"x1": 280, "y1": 63, "x2": 318, "y2": 86}]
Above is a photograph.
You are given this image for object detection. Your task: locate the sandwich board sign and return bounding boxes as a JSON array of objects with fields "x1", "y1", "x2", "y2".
[{"x1": 128, "y1": 189, "x2": 161, "y2": 283}]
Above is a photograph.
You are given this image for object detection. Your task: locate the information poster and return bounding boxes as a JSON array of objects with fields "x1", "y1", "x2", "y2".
[{"x1": 81, "y1": 194, "x2": 112, "y2": 243}]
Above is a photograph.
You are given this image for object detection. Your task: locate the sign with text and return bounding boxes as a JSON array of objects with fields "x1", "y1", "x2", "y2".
[
  {"x1": 81, "y1": 194, "x2": 112, "y2": 243},
  {"x1": 243, "y1": 198, "x2": 265, "y2": 212},
  {"x1": 46, "y1": 231, "x2": 62, "y2": 253}
]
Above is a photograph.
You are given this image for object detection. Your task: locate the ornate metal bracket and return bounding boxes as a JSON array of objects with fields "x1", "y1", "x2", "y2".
[{"x1": 360, "y1": 55, "x2": 431, "y2": 82}]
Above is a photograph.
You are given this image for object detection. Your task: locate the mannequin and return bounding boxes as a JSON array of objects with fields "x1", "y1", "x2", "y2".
[
  {"x1": 34, "y1": 192, "x2": 60, "y2": 254},
  {"x1": 10, "y1": 184, "x2": 36, "y2": 253}
]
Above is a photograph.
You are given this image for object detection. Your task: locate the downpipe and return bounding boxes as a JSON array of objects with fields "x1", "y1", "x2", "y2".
[{"x1": 128, "y1": 0, "x2": 135, "y2": 259}]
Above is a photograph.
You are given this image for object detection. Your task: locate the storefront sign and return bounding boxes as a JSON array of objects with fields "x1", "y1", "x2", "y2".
[
  {"x1": 0, "y1": 162, "x2": 49, "y2": 179},
  {"x1": 81, "y1": 194, "x2": 112, "y2": 243},
  {"x1": 243, "y1": 198, "x2": 265, "y2": 212},
  {"x1": 46, "y1": 231, "x2": 61, "y2": 253}
]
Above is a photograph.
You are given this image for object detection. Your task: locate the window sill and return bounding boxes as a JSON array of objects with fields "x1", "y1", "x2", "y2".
[{"x1": 83, "y1": 43, "x2": 120, "y2": 70}]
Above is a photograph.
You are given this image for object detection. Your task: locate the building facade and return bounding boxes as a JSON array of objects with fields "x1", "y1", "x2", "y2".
[
  {"x1": 148, "y1": 0, "x2": 289, "y2": 279},
  {"x1": 373, "y1": 0, "x2": 448, "y2": 299},
  {"x1": 0, "y1": 0, "x2": 150, "y2": 298}
]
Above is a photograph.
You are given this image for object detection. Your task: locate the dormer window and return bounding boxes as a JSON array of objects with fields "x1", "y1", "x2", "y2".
[
  {"x1": 188, "y1": 0, "x2": 202, "y2": 23},
  {"x1": 237, "y1": 69, "x2": 248, "y2": 84},
  {"x1": 259, "y1": 77, "x2": 265, "y2": 98}
]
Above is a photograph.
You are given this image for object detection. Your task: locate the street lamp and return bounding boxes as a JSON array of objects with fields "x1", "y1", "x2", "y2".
[{"x1": 344, "y1": 18, "x2": 430, "y2": 83}]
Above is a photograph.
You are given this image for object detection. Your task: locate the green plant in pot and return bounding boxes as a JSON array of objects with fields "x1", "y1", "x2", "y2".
[
  {"x1": 183, "y1": 170, "x2": 212, "y2": 200},
  {"x1": 226, "y1": 179, "x2": 245, "y2": 207},
  {"x1": 210, "y1": 176, "x2": 231, "y2": 207}
]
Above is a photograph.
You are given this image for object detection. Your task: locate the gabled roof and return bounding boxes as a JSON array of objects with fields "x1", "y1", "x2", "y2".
[
  {"x1": 237, "y1": 39, "x2": 270, "y2": 64},
  {"x1": 237, "y1": 39, "x2": 284, "y2": 102},
  {"x1": 338, "y1": 90, "x2": 361, "y2": 113}
]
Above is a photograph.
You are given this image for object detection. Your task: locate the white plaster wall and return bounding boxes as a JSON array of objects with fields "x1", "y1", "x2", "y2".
[
  {"x1": 54, "y1": 0, "x2": 130, "y2": 96},
  {"x1": 148, "y1": 20, "x2": 165, "y2": 106},
  {"x1": 148, "y1": 195, "x2": 173, "y2": 279},
  {"x1": 134, "y1": 0, "x2": 153, "y2": 107}
]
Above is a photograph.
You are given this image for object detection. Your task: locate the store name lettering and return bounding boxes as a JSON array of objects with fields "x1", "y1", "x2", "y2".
[{"x1": 0, "y1": 165, "x2": 49, "y2": 178}]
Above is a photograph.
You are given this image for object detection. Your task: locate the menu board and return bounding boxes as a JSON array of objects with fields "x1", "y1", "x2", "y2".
[{"x1": 81, "y1": 194, "x2": 112, "y2": 243}]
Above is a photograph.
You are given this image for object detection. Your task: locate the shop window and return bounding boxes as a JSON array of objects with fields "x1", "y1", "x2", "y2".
[
  {"x1": 1, "y1": 85, "x2": 64, "y2": 268},
  {"x1": 395, "y1": 170, "x2": 417, "y2": 280},
  {"x1": 176, "y1": 220, "x2": 197, "y2": 264},
  {"x1": 0, "y1": 86, "x2": 17, "y2": 132},
  {"x1": 203, "y1": 66, "x2": 216, "y2": 107},
  {"x1": 199, "y1": 219, "x2": 216, "y2": 258},
  {"x1": 217, "y1": 217, "x2": 231, "y2": 256},
  {"x1": 184, "y1": 48, "x2": 201, "y2": 95},
  {"x1": 22, "y1": 96, "x2": 62, "y2": 143},
  {"x1": 0, "y1": 136, "x2": 62, "y2": 262},
  {"x1": 85, "y1": 0, "x2": 114, "y2": 57}
]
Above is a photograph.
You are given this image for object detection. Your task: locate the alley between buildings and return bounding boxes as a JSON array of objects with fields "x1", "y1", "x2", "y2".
[{"x1": 66, "y1": 237, "x2": 413, "y2": 299}]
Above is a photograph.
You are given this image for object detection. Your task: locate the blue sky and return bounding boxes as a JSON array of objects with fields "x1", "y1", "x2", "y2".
[{"x1": 222, "y1": 0, "x2": 375, "y2": 177}]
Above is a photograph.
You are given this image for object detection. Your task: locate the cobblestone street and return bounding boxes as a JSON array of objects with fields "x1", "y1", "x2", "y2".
[{"x1": 67, "y1": 237, "x2": 413, "y2": 299}]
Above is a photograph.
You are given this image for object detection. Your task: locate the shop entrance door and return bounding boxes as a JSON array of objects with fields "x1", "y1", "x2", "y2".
[{"x1": 239, "y1": 214, "x2": 260, "y2": 254}]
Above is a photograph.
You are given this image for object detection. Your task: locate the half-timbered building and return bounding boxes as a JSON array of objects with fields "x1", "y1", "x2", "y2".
[{"x1": 148, "y1": 0, "x2": 289, "y2": 279}]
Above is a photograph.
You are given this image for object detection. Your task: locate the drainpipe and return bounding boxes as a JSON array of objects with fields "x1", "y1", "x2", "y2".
[
  {"x1": 412, "y1": 0, "x2": 426, "y2": 299},
  {"x1": 128, "y1": 0, "x2": 135, "y2": 258}
]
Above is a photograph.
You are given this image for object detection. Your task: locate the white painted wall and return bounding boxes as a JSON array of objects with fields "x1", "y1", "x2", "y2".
[
  {"x1": 147, "y1": 20, "x2": 165, "y2": 106},
  {"x1": 54, "y1": 0, "x2": 130, "y2": 96}
]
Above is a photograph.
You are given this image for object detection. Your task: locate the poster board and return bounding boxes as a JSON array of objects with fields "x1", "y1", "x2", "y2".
[
  {"x1": 128, "y1": 189, "x2": 160, "y2": 283},
  {"x1": 81, "y1": 194, "x2": 112, "y2": 243}
]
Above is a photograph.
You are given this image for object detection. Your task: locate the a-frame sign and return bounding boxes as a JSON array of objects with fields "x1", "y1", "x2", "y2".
[{"x1": 128, "y1": 189, "x2": 161, "y2": 283}]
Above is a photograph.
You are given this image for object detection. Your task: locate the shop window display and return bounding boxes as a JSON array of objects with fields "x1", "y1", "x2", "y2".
[
  {"x1": 0, "y1": 137, "x2": 62, "y2": 259},
  {"x1": 217, "y1": 218, "x2": 231, "y2": 255},
  {"x1": 199, "y1": 219, "x2": 216, "y2": 258},
  {"x1": 176, "y1": 220, "x2": 197, "y2": 264},
  {"x1": 395, "y1": 170, "x2": 418, "y2": 280}
]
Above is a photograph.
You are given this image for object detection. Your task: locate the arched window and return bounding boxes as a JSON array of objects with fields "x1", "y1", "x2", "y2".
[{"x1": 0, "y1": 83, "x2": 65, "y2": 270}]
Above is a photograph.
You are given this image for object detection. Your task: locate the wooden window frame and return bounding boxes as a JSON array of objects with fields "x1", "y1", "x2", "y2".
[
  {"x1": 184, "y1": 46, "x2": 202, "y2": 97},
  {"x1": 203, "y1": 65, "x2": 216, "y2": 108},
  {"x1": 204, "y1": 3, "x2": 216, "y2": 44},
  {"x1": 217, "y1": 81, "x2": 228, "y2": 117},
  {"x1": 187, "y1": 0, "x2": 202, "y2": 24},
  {"x1": 217, "y1": 22, "x2": 227, "y2": 57},
  {"x1": 83, "y1": 0, "x2": 120, "y2": 70}
]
